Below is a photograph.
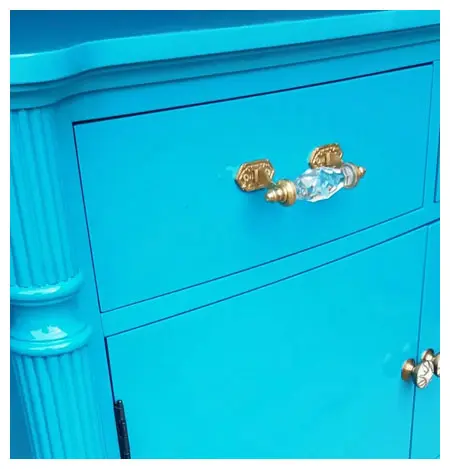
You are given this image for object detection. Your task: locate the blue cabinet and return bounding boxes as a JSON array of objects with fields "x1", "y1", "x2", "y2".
[
  {"x1": 107, "y1": 228, "x2": 427, "y2": 458},
  {"x1": 411, "y1": 222, "x2": 440, "y2": 459},
  {"x1": 10, "y1": 11, "x2": 440, "y2": 459}
]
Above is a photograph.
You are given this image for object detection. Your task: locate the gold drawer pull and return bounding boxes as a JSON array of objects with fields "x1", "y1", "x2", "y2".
[{"x1": 235, "y1": 144, "x2": 366, "y2": 207}]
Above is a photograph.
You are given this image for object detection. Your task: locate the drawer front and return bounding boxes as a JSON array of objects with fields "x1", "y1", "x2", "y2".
[
  {"x1": 75, "y1": 65, "x2": 432, "y2": 312},
  {"x1": 411, "y1": 222, "x2": 440, "y2": 458},
  {"x1": 107, "y1": 227, "x2": 427, "y2": 458}
]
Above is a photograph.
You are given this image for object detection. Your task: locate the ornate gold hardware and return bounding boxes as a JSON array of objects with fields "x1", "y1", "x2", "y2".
[
  {"x1": 234, "y1": 144, "x2": 366, "y2": 207},
  {"x1": 401, "y1": 358, "x2": 434, "y2": 389},
  {"x1": 421, "y1": 349, "x2": 440, "y2": 377},
  {"x1": 309, "y1": 143, "x2": 344, "y2": 169},
  {"x1": 234, "y1": 159, "x2": 275, "y2": 192}
]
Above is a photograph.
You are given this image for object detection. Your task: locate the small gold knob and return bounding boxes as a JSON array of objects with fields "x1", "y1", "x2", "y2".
[
  {"x1": 401, "y1": 358, "x2": 434, "y2": 389},
  {"x1": 421, "y1": 349, "x2": 440, "y2": 377}
]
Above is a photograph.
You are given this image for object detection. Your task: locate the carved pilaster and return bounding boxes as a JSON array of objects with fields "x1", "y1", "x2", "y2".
[{"x1": 10, "y1": 108, "x2": 106, "y2": 458}]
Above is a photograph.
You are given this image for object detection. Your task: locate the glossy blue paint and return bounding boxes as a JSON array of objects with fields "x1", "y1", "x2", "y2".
[
  {"x1": 435, "y1": 150, "x2": 440, "y2": 203},
  {"x1": 108, "y1": 228, "x2": 427, "y2": 458},
  {"x1": 10, "y1": 11, "x2": 440, "y2": 460},
  {"x1": 11, "y1": 28, "x2": 439, "y2": 111},
  {"x1": 101, "y1": 206, "x2": 439, "y2": 338},
  {"x1": 10, "y1": 362, "x2": 33, "y2": 459},
  {"x1": 75, "y1": 65, "x2": 432, "y2": 313},
  {"x1": 10, "y1": 10, "x2": 374, "y2": 55},
  {"x1": 411, "y1": 222, "x2": 440, "y2": 458},
  {"x1": 10, "y1": 107, "x2": 109, "y2": 458},
  {"x1": 423, "y1": 61, "x2": 440, "y2": 207},
  {"x1": 10, "y1": 274, "x2": 83, "y2": 307},
  {"x1": 10, "y1": 10, "x2": 439, "y2": 85}
]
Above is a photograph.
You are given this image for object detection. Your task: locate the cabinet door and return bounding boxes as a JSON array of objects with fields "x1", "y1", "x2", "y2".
[
  {"x1": 107, "y1": 228, "x2": 427, "y2": 458},
  {"x1": 411, "y1": 222, "x2": 440, "y2": 458}
]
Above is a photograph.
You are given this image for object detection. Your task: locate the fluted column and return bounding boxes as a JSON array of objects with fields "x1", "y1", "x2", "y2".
[{"x1": 10, "y1": 108, "x2": 107, "y2": 458}]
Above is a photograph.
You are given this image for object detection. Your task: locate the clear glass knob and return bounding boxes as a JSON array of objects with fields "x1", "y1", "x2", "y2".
[
  {"x1": 295, "y1": 167, "x2": 345, "y2": 202},
  {"x1": 265, "y1": 162, "x2": 366, "y2": 206},
  {"x1": 296, "y1": 163, "x2": 365, "y2": 203}
]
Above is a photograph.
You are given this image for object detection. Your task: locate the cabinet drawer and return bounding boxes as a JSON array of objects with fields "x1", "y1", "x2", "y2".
[
  {"x1": 107, "y1": 227, "x2": 427, "y2": 458},
  {"x1": 75, "y1": 65, "x2": 432, "y2": 312}
]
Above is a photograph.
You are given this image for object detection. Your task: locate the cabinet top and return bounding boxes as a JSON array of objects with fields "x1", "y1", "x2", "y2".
[
  {"x1": 10, "y1": 10, "x2": 439, "y2": 86},
  {"x1": 10, "y1": 10, "x2": 375, "y2": 55}
]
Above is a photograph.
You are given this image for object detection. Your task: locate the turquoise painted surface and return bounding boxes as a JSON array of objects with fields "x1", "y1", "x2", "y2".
[
  {"x1": 411, "y1": 222, "x2": 440, "y2": 458},
  {"x1": 10, "y1": 107, "x2": 115, "y2": 458},
  {"x1": 107, "y1": 228, "x2": 427, "y2": 458},
  {"x1": 10, "y1": 10, "x2": 372, "y2": 54},
  {"x1": 10, "y1": 10, "x2": 438, "y2": 85},
  {"x1": 11, "y1": 25, "x2": 439, "y2": 111},
  {"x1": 435, "y1": 150, "x2": 440, "y2": 202},
  {"x1": 52, "y1": 107, "x2": 122, "y2": 459},
  {"x1": 422, "y1": 61, "x2": 440, "y2": 207},
  {"x1": 75, "y1": 65, "x2": 432, "y2": 313},
  {"x1": 101, "y1": 207, "x2": 439, "y2": 338},
  {"x1": 10, "y1": 10, "x2": 440, "y2": 460},
  {"x1": 10, "y1": 362, "x2": 33, "y2": 459}
]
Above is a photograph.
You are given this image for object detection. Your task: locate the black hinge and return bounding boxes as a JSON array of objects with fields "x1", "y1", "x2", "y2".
[{"x1": 114, "y1": 400, "x2": 131, "y2": 459}]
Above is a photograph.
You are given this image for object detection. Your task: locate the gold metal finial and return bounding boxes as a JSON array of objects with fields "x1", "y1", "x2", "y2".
[
  {"x1": 356, "y1": 165, "x2": 366, "y2": 179},
  {"x1": 265, "y1": 180, "x2": 297, "y2": 206}
]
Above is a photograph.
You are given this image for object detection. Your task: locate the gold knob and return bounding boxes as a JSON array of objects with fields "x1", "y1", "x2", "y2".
[
  {"x1": 401, "y1": 358, "x2": 434, "y2": 389},
  {"x1": 421, "y1": 349, "x2": 440, "y2": 377}
]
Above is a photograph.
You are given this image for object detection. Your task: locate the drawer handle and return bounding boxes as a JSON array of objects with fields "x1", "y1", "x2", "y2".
[
  {"x1": 422, "y1": 349, "x2": 440, "y2": 377},
  {"x1": 401, "y1": 357, "x2": 435, "y2": 389},
  {"x1": 235, "y1": 143, "x2": 366, "y2": 207}
]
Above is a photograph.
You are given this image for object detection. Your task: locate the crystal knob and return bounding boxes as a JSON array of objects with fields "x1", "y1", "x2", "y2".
[
  {"x1": 422, "y1": 349, "x2": 440, "y2": 377},
  {"x1": 265, "y1": 163, "x2": 366, "y2": 205},
  {"x1": 401, "y1": 358, "x2": 434, "y2": 389},
  {"x1": 234, "y1": 144, "x2": 366, "y2": 207}
]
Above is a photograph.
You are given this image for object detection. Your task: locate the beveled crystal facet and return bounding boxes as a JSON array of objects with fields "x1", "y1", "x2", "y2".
[{"x1": 295, "y1": 166, "x2": 346, "y2": 203}]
